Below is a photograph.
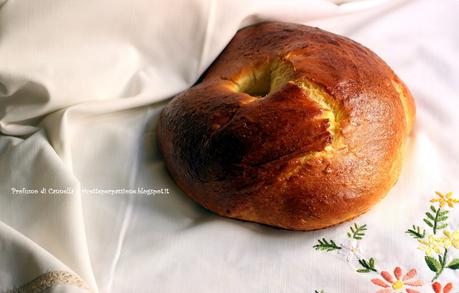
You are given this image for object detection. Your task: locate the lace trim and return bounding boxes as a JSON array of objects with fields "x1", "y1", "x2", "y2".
[{"x1": 4, "y1": 271, "x2": 90, "y2": 293}]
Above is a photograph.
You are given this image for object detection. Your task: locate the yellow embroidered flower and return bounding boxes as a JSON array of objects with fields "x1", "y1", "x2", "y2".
[
  {"x1": 431, "y1": 191, "x2": 459, "y2": 208},
  {"x1": 442, "y1": 230, "x2": 459, "y2": 249},
  {"x1": 418, "y1": 235, "x2": 444, "y2": 255}
]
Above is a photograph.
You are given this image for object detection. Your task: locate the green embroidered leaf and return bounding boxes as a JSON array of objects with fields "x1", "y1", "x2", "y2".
[
  {"x1": 447, "y1": 258, "x2": 459, "y2": 270},
  {"x1": 438, "y1": 210, "x2": 449, "y2": 217},
  {"x1": 406, "y1": 225, "x2": 425, "y2": 239},
  {"x1": 426, "y1": 212, "x2": 435, "y2": 220},
  {"x1": 313, "y1": 238, "x2": 342, "y2": 252},
  {"x1": 357, "y1": 258, "x2": 377, "y2": 273},
  {"x1": 314, "y1": 291, "x2": 326, "y2": 293},
  {"x1": 425, "y1": 206, "x2": 449, "y2": 234},
  {"x1": 423, "y1": 218, "x2": 434, "y2": 228},
  {"x1": 425, "y1": 256, "x2": 442, "y2": 272},
  {"x1": 437, "y1": 223, "x2": 448, "y2": 230},
  {"x1": 347, "y1": 223, "x2": 367, "y2": 240},
  {"x1": 437, "y1": 216, "x2": 449, "y2": 222}
]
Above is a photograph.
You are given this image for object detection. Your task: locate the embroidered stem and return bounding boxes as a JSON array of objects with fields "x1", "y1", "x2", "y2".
[
  {"x1": 406, "y1": 225, "x2": 425, "y2": 239},
  {"x1": 313, "y1": 238, "x2": 342, "y2": 252},
  {"x1": 347, "y1": 223, "x2": 367, "y2": 240},
  {"x1": 424, "y1": 205, "x2": 448, "y2": 235},
  {"x1": 356, "y1": 257, "x2": 377, "y2": 273},
  {"x1": 432, "y1": 249, "x2": 448, "y2": 282},
  {"x1": 433, "y1": 208, "x2": 440, "y2": 234}
]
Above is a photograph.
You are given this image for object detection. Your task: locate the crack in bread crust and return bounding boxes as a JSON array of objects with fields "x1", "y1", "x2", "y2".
[
  {"x1": 294, "y1": 78, "x2": 345, "y2": 150},
  {"x1": 230, "y1": 57, "x2": 347, "y2": 167}
]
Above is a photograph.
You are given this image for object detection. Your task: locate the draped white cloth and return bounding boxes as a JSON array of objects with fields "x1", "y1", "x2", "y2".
[{"x1": 1, "y1": 0, "x2": 458, "y2": 292}]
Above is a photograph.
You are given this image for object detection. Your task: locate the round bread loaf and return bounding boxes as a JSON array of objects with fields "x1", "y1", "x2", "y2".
[{"x1": 157, "y1": 22, "x2": 415, "y2": 230}]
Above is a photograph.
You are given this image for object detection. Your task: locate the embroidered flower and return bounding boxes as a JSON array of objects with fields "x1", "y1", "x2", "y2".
[
  {"x1": 371, "y1": 267, "x2": 423, "y2": 293},
  {"x1": 418, "y1": 235, "x2": 444, "y2": 255},
  {"x1": 431, "y1": 192, "x2": 458, "y2": 208},
  {"x1": 441, "y1": 230, "x2": 459, "y2": 249},
  {"x1": 432, "y1": 282, "x2": 453, "y2": 293},
  {"x1": 339, "y1": 239, "x2": 363, "y2": 263}
]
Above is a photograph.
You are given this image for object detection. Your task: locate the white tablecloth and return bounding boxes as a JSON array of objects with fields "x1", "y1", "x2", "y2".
[{"x1": 1, "y1": 0, "x2": 458, "y2": 292}]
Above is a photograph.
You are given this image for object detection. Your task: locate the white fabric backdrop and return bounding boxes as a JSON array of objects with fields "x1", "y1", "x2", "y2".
[{"x1": 1, "y1": 0, "x2": 458, "y2": 292}]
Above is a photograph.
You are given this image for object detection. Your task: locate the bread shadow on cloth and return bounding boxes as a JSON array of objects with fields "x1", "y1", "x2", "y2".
[{"x1": 142, "y1": 110, "x2": 321, "y2": 239}]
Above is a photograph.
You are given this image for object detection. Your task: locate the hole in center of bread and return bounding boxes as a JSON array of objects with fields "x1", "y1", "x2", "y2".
[
  {"x1": 236, "y1": 58, "x2": 295, "y2": 97},
  {"x1": 232, "y1": 57, "x2": 346, "y2": 158}
]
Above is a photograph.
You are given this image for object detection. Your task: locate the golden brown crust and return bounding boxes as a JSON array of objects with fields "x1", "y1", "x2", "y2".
[{"x1": 157, "y1": 22, "x2": 415, "y2": 230}]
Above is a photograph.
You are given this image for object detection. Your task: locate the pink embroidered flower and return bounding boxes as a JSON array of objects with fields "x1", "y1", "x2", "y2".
[
  {"x1": 371, "y1": 267, "x2": 423, "y2": 293},
  {"x1": 432, "y1": 282, "x2": 453, "y2": 293}
]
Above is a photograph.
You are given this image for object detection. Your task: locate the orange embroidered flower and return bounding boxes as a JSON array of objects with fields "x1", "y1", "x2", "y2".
[
  {"x1": 432, "y1": 282, "x2": 453, "y2": 293},
  {"x1": 371, "y1": 267, "x2": 423, "y2": 293},
  {"x1": 430, "y1": 192, "x2": 458, "y2": 208}
]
